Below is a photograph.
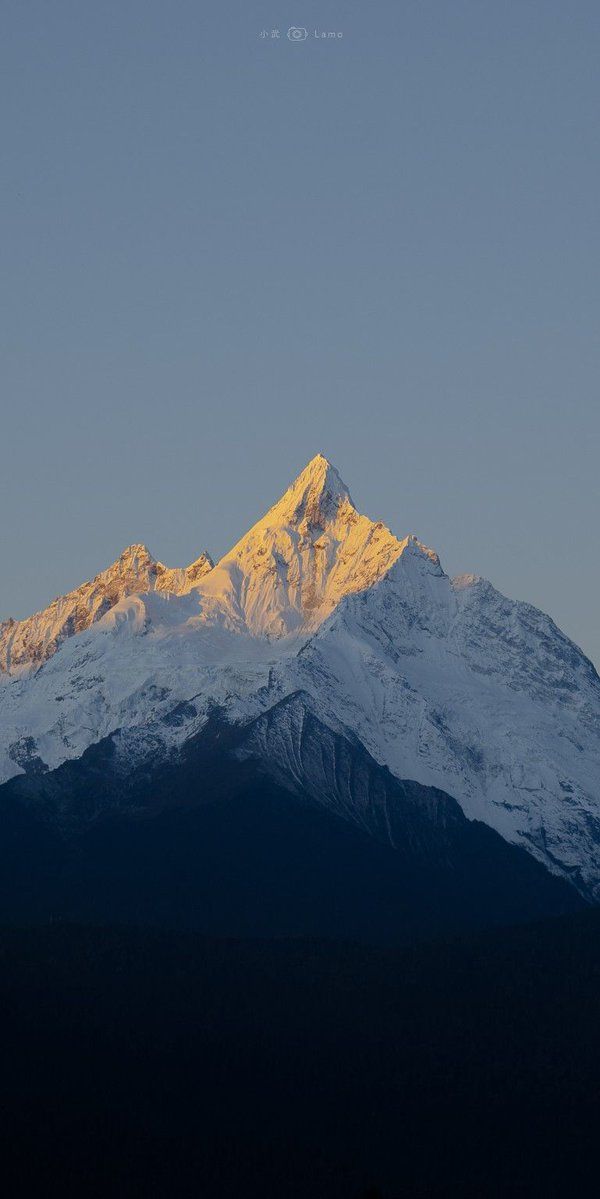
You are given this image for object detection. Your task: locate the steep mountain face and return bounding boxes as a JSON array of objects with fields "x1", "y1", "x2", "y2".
[
  {"x1": 289, "y1": 552, "x2": 600, "y2": 895},
  {"x1": 196, "y1": 454, "x2": 413, "y2": 636},
  {"x1": 0, "y1": 700, "x2": 581, "y2": 937},
  {"x1": 0, "y1": 544, "x2": 213, "y2": 675},
  {"x1": 0, "y1": 453, "x2": 599, "y2": 903}
]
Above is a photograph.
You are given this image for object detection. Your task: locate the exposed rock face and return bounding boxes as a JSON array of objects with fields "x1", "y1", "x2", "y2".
[
  {"x1": 197, "y1": 453, "x2": 432, "y2": 637},
  {"x1": 1, "y1": 453, "x2": 599, "y2": 900},
  {"x1": 0, "y1": 544, "x2": 213, "y2": 674}
]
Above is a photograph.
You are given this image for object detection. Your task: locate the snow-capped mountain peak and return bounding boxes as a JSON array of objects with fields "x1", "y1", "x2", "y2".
[
  {"x1": 198, "y1": 454, "x2": 414, "y2": 638},
  {"x1": 116, "y1": 543, "x2": 156, "y2": 568},
  {"x1": 2, "y1": 453, "x2": 600, "y2": 905},
  {"x1": 264, "y1": 452, "x2": 355, "y2": 529},
  {"x1": 0, "y1": 455, "x2": 430, "y2": 667},
  {"x1": 0, "y1": 543, "x2": 214, "y2": 676}
]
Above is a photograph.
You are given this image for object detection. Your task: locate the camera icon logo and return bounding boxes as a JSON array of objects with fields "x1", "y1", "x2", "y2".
[{"x1": 287, "y1": 26, "x2": 308, "y2": 41}]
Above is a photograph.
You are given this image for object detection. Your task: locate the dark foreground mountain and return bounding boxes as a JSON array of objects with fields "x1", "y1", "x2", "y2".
[
  {"x1": 2, "y1": 455, "x2": 600, "y2": 897},
  {"x1": 1, "y1": 912, "x2": 600, "y2": 1198},
  {"x1": 0, "y1": 704, "x2": 582, "y2": 941}
]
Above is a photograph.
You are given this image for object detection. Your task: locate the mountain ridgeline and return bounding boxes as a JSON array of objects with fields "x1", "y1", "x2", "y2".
[
  {"x1": 0, "y1": 453, "x2": 599, "y2": 932},
  {"x1": 0, "y1": 698, "x2": 581, "y2": 938}
]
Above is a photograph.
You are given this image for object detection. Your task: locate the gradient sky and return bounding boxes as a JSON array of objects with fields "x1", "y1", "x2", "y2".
[{"x1": 2, "y1": 1, "x2": 599, "y2": 663}]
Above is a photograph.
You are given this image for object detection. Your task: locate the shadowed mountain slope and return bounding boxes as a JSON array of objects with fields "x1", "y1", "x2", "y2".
[{"x1": 0, "y1": 703, "x2": 582, "y2": 940}]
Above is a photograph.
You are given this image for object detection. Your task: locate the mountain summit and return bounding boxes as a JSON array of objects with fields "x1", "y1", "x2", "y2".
[
  {"x1": 266, "y1": 452, "x2": 355, "y2": 528},
  {"x1": 200, "y1": 453, "x2": 410, "y2": 636},
  {"x1": 1, "y1": 454, "x2": 599, "y2": 903},
  {"x1": 0, "y1": 455, "x2": 433, "y2": 658}
]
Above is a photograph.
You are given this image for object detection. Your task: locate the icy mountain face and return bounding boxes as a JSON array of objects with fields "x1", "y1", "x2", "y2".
[
  {"x1": 0, "y1": 454, "x2": 406, "y2": 668},
  {"x1": 288, "y1": 555, "x2": 600, "y2": 895},
  {"x1": 0, "y1": 544, "x2": 213, "y2": 676},
  {"x1": 1, "y1": 454, "x2": 599, "y2": 898},
  {"x1": 196, "y1": 453, "x2": 410, "y2": 637}
]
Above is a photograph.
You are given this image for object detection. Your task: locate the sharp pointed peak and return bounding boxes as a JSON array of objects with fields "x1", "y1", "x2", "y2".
[
  {"x1": 188, "y1": 549, "x2": 214, "y2": 569},
  {"x1": 304, "y1": 451, "x2": 333, "y2": 469},
  {"x1": 116, "y1": 543, "x2": 157, "y2": 565},
  {"x1": 272, "y1": 454, "x2": 355, "y2": 528},
  {"x1": 119, "y1": 542, "x2": 153, "y2": 557},
  {"x1": 97, "y1": 544, "x2": 162, "y2": 582},
  {"x1": 184, "y1": 550, "x2": 215, "y2": 582},
  {"x1": 294, "y1": 452, "x2": 347, "y2": 486}
]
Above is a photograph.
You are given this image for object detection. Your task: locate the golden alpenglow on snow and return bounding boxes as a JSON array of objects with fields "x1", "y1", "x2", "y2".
[
  {"x1": 1, "y1": 455, "x2": 600, "y2": 907},
  {"x1": 0, "y1": 455, "x2": 431, "y2": 664},
  {"x1": 198, "y1": 453, "x2": 434, "y2": 637}
]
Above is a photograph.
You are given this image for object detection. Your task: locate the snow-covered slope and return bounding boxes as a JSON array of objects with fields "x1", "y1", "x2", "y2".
[
  {"x1": 0, "y1": 544, "x2": 213, "y2": 675},
  {"x1": 289, "y1": 554, "x2": 600, "y2": 894},
  {"x1": 1, "y1": 454, "x2": 599, "y2": 898},
  {"x1": 195, "y1": 453, "x2": 412, "y2": 636}
]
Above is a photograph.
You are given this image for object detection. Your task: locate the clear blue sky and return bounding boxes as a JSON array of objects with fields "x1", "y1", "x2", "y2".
[{"x1": 2, "y1": 1, "x2": 599, "y2": 663}]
